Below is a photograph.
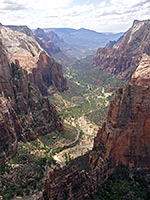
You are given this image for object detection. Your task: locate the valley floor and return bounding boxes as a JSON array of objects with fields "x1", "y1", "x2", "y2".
[{"x1": 1, "y1": 56, "x2": 128, "y2": 200}]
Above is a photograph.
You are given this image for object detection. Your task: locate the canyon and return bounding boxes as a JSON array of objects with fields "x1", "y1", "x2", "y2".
[
  {"x1": 0, "y1": 26, "x2": 68, "y2": 95},
  {"x1": 38, "y1": 20, "x2": 150, "y2": 200},
  {"x1": 39, "y1": 55, "x2": 150, "y2": 200},
  {"x1": 0, "y1": 28, "x2": 67, "y2": 165},
  {"x1": 0, "y1": 19, "x2": 150, "y2": 200}
]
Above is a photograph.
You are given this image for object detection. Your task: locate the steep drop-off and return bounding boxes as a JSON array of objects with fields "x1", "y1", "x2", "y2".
[
  {"x1": 40, "y1": 50, "x2": 150, "y2": 199},
  {"x1": 0, "y1": 41, "x2": 64, "y2": 165},
  {"x1": 0, "y1": 27, "x2": 68, "y2": 95},
  {"x1": 34, "y1": 28, "x2": 61, "y2": 56},
  {"x1": 93, "y1": 20, "x2": 150, "y2": 79},
  {"x1": 131, "y1": 53, "x2": 150, "y2": 86}
]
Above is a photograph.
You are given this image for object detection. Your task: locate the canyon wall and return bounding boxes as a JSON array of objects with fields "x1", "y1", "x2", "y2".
[
  {"x1": 0, "y1": 40, "x2": 64, "y2": 165},
  {"x1": 0, "y1": 27, "x2": 68, "y2": 95},
  {"x1": 92, "y1": 20, "x2": 150, "y2": 79}
]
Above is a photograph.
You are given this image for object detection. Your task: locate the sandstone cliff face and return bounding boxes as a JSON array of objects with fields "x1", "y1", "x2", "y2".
[
  {"x1": 90, "y1": 84, "x2": 150, "y2": 170},
  {"x1": 93, "y1": 20, "x2": 150, "y2": 79},
  {"x1": 0, "y1": 42, "x2": 64, "y2": 164},
  {"x1": 0, "y1": 27, "x2": 68, "y2": 95},
  {"x1": 35, "y1": 52, "x2": 68, "y2": 93},
  {"x1": 0, "y1": 27, "x2": 42, "y2": 73},
  {"x1": 0, "y1": 23, "x2": 34, "y2": 37},
  {"x1": 0, "y1": 41, "x2": 13, "y2": 96},
  {"x1": 34, "y1": 28, "x2": 61, "y2": 56},
  {"x1": 40, "y1": 166, "x2": 95, "y2": 200},
  {"x1": 0, "y1": 97, "x2": 23, "y2": 164},
  {"x1": 131, "y1": 53, "x2": 150, "y2": 86}
]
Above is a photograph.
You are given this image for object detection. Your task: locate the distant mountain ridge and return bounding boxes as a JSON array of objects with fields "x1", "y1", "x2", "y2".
[
  {"x1": 93, "y1": 19, "x2": 150, "y2": 79},
  {"x1": 43, "y1": 27, "x2": 123, "y2": 50}
]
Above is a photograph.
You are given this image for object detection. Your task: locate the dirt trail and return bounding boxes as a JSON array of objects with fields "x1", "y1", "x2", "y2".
[{"x1": 55, "y1": 115, "x2": 98, "y2": 162}]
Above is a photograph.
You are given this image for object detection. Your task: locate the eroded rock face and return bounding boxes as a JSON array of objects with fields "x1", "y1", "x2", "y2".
[
  {"x1": 34, "y1": 28, "x2": 61, "y2": 56},
  {"x1": 35, "y1": 52, "x2": 68, "y2": 94},
  {"x1": 0, "y1": 97, "x2": 23, "y2": 164},
  {"x1": 0, "y1": 27, "x2": 42, "y2": 73},
  {"x1": 0, "y1": 42, "x2": 64, "y2": 164},
  {"x1": 0, "y1": 27, "x2": 68, "y2": 95},
  {"x1": 0, "y1": 41, "x2": 13, "y2": 96},
  {"x1": 131, "y1": 53, "x2": 150, "y2": 86},
  {"x1": 92, "y1": 20, "x2": 150, "y2": 79},
  {"x1": 41, "y1": 166, "x2": 95, "y2": 200},
  {"x1": 90, "y1": 84, "x2": 150, "y2": 170}
]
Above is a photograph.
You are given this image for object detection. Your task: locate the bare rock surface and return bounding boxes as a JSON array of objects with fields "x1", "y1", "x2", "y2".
[
  {"x1": 131, "y1": 53, "x2": 150, "y2": 86},
  {"x1": 0, "y1": 41, "x2": 64, "y2": 164},
  {"x1": 0, "y1": 27, "x2": 68, "y2": 95},
  {"x1": 92, "y1": 20, "x2": 150, "y2": 79}
]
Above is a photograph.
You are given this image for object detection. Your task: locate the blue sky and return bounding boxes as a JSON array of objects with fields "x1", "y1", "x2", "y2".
[{"x1": 0, "y1": 0, "x2": 149, "y2": 32}]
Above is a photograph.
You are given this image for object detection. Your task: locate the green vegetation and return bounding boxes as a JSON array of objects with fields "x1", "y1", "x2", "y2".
[
  {"x1": 68, "y1": 151, "x2": 90, "y2": 172},
  {"x1": 49, "y1": 63, "x2": 128, "y2": 127},
  {"x1": 0, "y1": 123, "x2": 78, "y2": 199},
  {"x1": 1, "y1": 53, "x2": 130, "y2": 199},
  {"x1": 92, "y1": 168, "x2": 150, "y2": 200}
]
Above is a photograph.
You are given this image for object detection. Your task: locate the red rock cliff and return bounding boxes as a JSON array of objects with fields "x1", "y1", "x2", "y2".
[
  {"x1": 0, "y1": 27, "x2": 68, "y2": 96},
  {"x1": 32, "y1": 51, "x2": 68, "y2": 96},
  {"x1": 92, "y1": 20, "x2": 150, "y2": 79},
  {"x1": 131, "y1": 53, "x2": 150, "y2": 86},
  {"x1": 90, "y1": 84, "x2": 150, "y2": 170},
  {"x1": 0, "y1": 42, "x2": 64, "y2": 165}
]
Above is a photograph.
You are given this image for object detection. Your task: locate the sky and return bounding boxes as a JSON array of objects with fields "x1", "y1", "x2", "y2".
[{"x1": 0, "y1": 0, "x2": 150, "y2": 32}]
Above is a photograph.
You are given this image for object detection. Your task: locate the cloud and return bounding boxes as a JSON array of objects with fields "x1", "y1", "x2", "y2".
[
  {"x1": 30, "y1": 0, "x2": 72, "y2": 10},
  {"x1": 0, "y1": 0, "x2": 27, "y2": 10},
  {"x1": 0, "y1": 0, "x2": 149, "y2": 32}
]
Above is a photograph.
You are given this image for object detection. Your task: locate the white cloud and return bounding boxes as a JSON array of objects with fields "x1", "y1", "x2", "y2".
[
  {"x1": 0, "y1": 0, "x2": 149, "y2": 32},
  {"x1": 30, "y1": 0, "x2": 72, "y2": 10}
]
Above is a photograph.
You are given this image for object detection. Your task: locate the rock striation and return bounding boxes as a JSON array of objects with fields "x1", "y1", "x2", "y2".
[
  {"x1": 0, "y1": 41, "x2": 64, "y2": 165},
  {"x1": 40, "y1": 166, "x2": 95, "y2": 200},
  {"x1": 90, "y1": 84, "x2": 150, "y2": 170},
  {"x1": 40, "y1": 84, "x2": 150, "y2": 200},
  {"x1": 40, "y1": 47, "x2": 150, "y2": 199},
  {"x1": 0, "y1": 26, "x2": 68, "y2": 95},
  {"x1": 34, "y1": 28, "x2": 61, "y2": 56},
  {"x1": 0, "y1": 23, "x2": 34, "y2": 37},
  {"x1": 93, "y1": 20, "x2": 150, "y2": 79},
  {"x1": 131, "y1": 53, "x2": 150, "y2": 86}
]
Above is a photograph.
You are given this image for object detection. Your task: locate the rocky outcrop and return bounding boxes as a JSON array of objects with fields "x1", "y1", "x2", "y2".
[
  {"x1": 90, "y1": 84, "x2": 150, "y2": 170},
  {"x1": 0, "y1": 26, "x2": 44, "y2": 73},
  {"x1": 34, "y1": 28, "x2": 61, "y2": 56},
  {"x1": 0, "y1": 97, "x2": 23, "y2": 164},
  {"x1": 46, "y1": 31, "x2": 64, "y2": 44},
  {"x1": 0, "y1": 41, "x2": 64, "y2": 165},
  {"x1": 0, "y1": 40, "x2": 13, "y2": 96},
  {"x1": 0, "y1": 23, "x2": 33, "y2": 37},
  {"x1": 131, "y1": 53, "x2": 150, "y2": 86},
  {"x1": 105, "y1": 40, "x2": 116, "y2": 49},
  {"x1": 35, "y1": 35, "x2": 61, "y2": 56},
  {"x1": 0, "y1": 27, "x2": 68, "y2": 95},
  {"x1": 40, "y1": 166, "x2": 95, "y2": 200},
  {"x1": 35, "y1": 52, "x2": 68, "y2": 94},
  {"x1": 93, "y1": 20, "x2": 150, "y2": 79},
  {"x1": 34, "y1": 28, "x2": 50, "y2": 42}
]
